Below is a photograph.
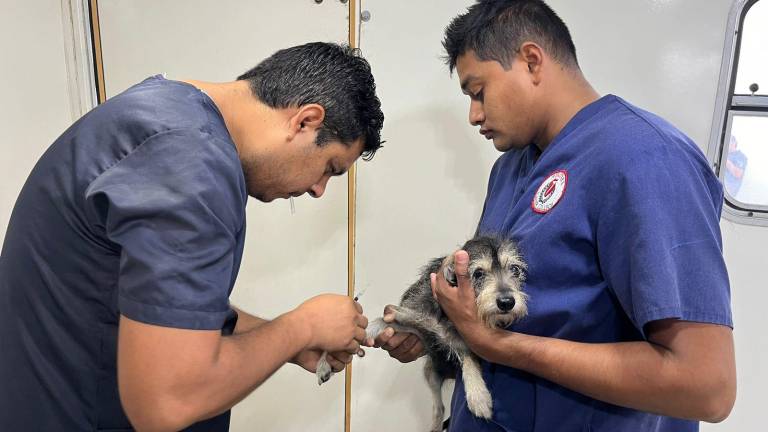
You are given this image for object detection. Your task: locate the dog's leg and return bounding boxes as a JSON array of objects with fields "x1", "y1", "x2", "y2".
[
  {"x1": 366, "y1": 316, "x2": 430, "y2": 342},
  {"x1": 386, "y1": 305, "x2": 466, "y2": 363},
  {"x1": 424, "y1": 357, "x2": 446, "y2": 432},
  {"x1": 316, "y1": 352, "x2": 333, "y2": 385},
  {"x1": 461, "y1": 353, "x2": 492, "y2": 420},
  {"x1": 387, "y1": 306, "x2": 449, "y2": 341}
]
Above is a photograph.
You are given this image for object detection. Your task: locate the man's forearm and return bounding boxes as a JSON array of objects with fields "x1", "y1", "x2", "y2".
[
  {"x1": 120, "y1": 312, "x2": 311, "y2": 431},
  {"x1": 462, "y1": 324, "x2": 735, "y2": 423},
  {"x1": 187, "y1": 312, "x2": 310, "y2": 422}
]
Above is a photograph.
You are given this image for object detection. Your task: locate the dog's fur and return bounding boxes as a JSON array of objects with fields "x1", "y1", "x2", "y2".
[{"x1": 316, "y1": 235, "x2": 528, "y2": 432}]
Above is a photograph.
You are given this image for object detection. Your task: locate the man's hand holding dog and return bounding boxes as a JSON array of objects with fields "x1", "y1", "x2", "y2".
[
  {"x1": 372, "y1": 305, "x2": 424, "y2": 363},
  {"x1": 431, "y1": 250, "x2": 493, "y2": 349}
]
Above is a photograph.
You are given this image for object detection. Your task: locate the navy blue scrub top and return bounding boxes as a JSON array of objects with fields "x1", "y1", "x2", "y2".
[
  {"x1": 449, "y1": 95, "x2": 732, "y2": 432},
  {"x1": 0, "y1": 76, "x2": 246, "y2": 431}
]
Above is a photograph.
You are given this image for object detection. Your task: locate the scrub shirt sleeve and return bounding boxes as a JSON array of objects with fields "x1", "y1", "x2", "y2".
[
  {"x1": 85, "y1": 127, "x2": 246, "y2": 330},
  {"x1": 595, "y1": 137, "x2": 732, "y2": 337}
]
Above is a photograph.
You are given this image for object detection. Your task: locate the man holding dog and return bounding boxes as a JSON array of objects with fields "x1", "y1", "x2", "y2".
[
  {"x1": 377, "y1": 1, "x2": 735, "y2": 431},
  {"x1": 0, "y1": 43, "x2": 381, "y2": 431}
]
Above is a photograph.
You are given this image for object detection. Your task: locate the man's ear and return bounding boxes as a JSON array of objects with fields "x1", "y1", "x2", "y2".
[
  {"x1": 518, "y1": 41, "x2": 544, "y2": 84},
  {"x1": 288, "y1": 104, "x2": 325, "y2": 140}
]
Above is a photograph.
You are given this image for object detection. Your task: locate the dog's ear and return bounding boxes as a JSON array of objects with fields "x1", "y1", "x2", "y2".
[{"x1": 442, "y1": 255, "x2": 457, "y2": 287}]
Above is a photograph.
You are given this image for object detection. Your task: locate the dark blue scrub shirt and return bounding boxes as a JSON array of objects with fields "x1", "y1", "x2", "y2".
[
  {"x1": 0, "y1": 76, "x2": 246, "y2": 431},
  {"x1": 449, "y1": 95, "x2": 733, "y2": 432}
]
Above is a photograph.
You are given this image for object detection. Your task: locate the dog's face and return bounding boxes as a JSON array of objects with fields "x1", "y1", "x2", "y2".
[{"x1": 442, "y1": 236, "x2": 528, "y2": 328}]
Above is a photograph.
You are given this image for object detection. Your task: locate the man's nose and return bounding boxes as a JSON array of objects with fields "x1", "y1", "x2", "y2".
[
  {"x1": 469, "y1": 101, "x2": 485, "y2": 126},
  {"x1": 309, "y1": 175, "x2": 331, "y2": 198}
]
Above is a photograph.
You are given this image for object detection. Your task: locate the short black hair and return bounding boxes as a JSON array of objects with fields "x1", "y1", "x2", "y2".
[
  {"x1": 443, "y1": 0, "x2": 578, "y2": 73},
  {"x1": 238, "y1": 42, "x2": 384, "y2": 160}
]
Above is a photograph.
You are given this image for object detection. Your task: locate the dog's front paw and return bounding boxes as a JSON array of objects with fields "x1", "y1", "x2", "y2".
[
  {"x1": 316, "y1": 353, "x2": 333, "y2": 385},
  {"x1": 466, "y1": 385, "x2": 493, "y2": 420}
]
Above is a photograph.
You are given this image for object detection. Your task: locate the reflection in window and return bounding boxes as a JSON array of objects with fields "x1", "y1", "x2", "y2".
[{"x1": 724, "y1": 115, "x2": 768, "y2": 207}]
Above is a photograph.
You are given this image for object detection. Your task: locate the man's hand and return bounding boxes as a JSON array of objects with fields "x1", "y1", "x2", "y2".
[
  {"x1": 292, "y1": 294, "x2": 368, "y2": 354},
  {"x1": 292, "y1": 349, "x2": 361, "y2": 373},
  {"x1": 430, "y1": 250, "x2": 490, "y2": 347},
  {"x1": 372, "y1": 305, "x2": 424, "y2": 363}
]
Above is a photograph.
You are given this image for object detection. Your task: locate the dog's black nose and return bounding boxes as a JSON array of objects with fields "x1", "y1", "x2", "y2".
[{"x1": 496, "y1": 296, "x2": 515, "y2": 312}]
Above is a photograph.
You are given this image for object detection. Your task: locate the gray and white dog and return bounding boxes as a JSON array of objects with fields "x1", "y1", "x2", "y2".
[{"x1": 316, "y1": 235, "x2": 528, "y2": 432}]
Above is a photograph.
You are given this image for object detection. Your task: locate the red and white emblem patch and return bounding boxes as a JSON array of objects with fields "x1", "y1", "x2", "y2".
[{"x1": 532, "y1": 170, "x2": 568, "y2": 214}]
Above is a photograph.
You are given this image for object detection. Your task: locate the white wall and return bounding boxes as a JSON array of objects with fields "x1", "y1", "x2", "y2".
[
  {"x1": 0, "y1": 0, "x2": 73, "y2": 244},
  {"x1": 352, "y1": 1, "x2": 765, "y2": 431},
  {"x1": 96, "y1": 1, "x2": 352, "y2": 431}
]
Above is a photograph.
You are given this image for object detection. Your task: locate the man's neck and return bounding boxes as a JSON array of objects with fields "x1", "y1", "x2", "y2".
[
  {"x1": 180, "y1": 80, "x2": 260, "y2": 155},
  {"x1": 535, "y1": 74, "x2": 600, "y2": 152}
]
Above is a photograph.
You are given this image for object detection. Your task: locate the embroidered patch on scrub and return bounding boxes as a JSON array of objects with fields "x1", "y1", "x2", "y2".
[{"x1": 532, "y1": 170, "x2": 568, "y2": 214}]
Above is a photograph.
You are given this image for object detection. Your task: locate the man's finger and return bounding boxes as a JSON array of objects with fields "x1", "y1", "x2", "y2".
[
  {"x1": 398, "y1": 340, "x2": 425, "y2": 363},
  {"x1": 382, "y1": 330, "x2": 408, "y2": 351},
  {"x1": 408, "y1": 340, "x2": 425, "y2": 358},
  {"x1": 345, "y1": 340, "x2": 361, "y2": 354},
  {"x1": 354, "y1": 301, "x2": 363, "y2": 314},
  {"x1": 383, "y1": 305, "x2": 396, "y2": 320},
  {"x1": 329, "y1": 351, "x2": 352, "y2": 365},
  {"x1": 373, "y1": 327, "x2": 395, "y2": 348},
  {"x1": 383, "y1": 313, "x2": 395, "y2": 324},
  {"x1": 387, "y1": 333, "x2": 418, "y2": 357},
  {"x1": 382, "y1": 332, "x2": 409, "y2": 351},
  {"x1": 454, "y1": 250, "x2": 471, "y2": 287},
  {"x1": 330, "y1": 363, "x2": 345, "y2": 373},
  {"x1": 356, "y1": 314, "x2": 369, "y2": 329},
  {"x1": 355, "y1": 327, "x2": 367, "y2": 344},
  {"x1": 430, "y1": 273, "x2": 438, "y2": 299}
]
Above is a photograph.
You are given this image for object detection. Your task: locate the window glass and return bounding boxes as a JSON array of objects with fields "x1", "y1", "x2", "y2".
[{"x1": 735, "y1": 1, "x2": 768, "y2": 95}]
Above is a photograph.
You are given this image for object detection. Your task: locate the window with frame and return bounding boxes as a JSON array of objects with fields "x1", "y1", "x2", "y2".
[{"x1": 709, "y1": 0, "x2": 768, "y2": 226}]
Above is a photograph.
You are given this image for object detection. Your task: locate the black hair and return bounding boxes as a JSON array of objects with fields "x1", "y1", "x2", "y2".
[
  {"x1": 238, "y1": 42, "x2": 384, "y2": 160},
  {"x1": 443, "y1": 0, "x2": 578, "y2": 73}
]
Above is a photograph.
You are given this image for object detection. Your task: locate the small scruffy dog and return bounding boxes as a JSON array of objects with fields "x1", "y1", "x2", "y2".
[{"x1": 316, "y1": 235, "x2": 528, "y2": 432}]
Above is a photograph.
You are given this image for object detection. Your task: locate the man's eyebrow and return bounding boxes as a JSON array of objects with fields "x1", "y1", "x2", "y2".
[
  {"x1": 332, "y1": 162, "x2": 346, "y2": 176},
  {"x1": 461, "y1": 75, "x2": 479, "y2": 93}
]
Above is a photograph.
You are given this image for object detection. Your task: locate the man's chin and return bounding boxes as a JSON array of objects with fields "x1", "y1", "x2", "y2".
[
  {"x1": 493, "y1": 138, "x2": 526, "y2": 152},
  {"x1": 492, "y1": 139, "x2": 511, "y2": 152},
  {"x1": 249, "y1": 192, "x2": 276, "y2": 203}
]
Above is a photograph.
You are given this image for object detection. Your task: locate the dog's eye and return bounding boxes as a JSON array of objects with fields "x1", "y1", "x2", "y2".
[
  {"x1": 509, "y1": 264, "x2": 523, "y2": 277},
  {"x1": 472, "y1": 269, "x2": 485, "y2": 279}
]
